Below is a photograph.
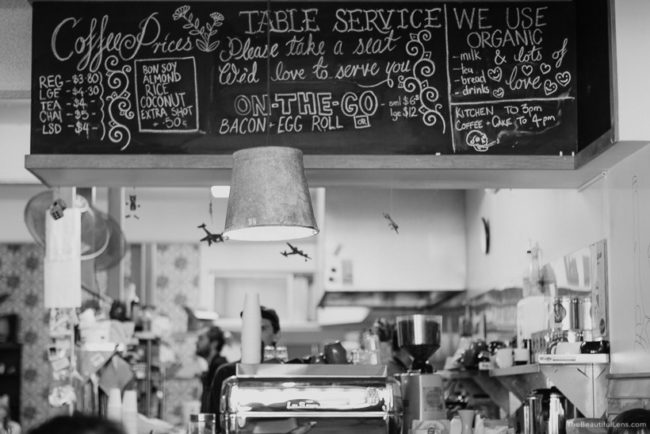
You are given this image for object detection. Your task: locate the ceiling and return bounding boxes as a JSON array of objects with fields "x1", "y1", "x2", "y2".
[{"x1": 0, "y1": 1, "x2": 31, "y2": 97}]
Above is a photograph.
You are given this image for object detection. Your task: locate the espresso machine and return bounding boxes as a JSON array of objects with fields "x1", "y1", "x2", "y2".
[{"x1": 396, "y1": 315, "x2": 446, "y2": 433}]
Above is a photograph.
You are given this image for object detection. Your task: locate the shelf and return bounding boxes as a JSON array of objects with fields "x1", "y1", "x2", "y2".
[
  {"x1": 491, "y1": 364, "x2": 541, "y2": 377},
  {"x1": 490, "y1": 354, "x2": 609, "y2": 377},
  {"x1": 438, "y1": 370, "x2": 513, "y2": 413},
  {"x1": 488, "y1": 358, "x2": 609, "y2": 418},
  {"x1": 489, "y1": 364, "x2": 551, "y2": 411},
  {"x1": 24, "y1": 139, "x2": 647, "y2": 189},
  {"x1": 537, "y1": 354, "x2": 609, "y2": 364}
]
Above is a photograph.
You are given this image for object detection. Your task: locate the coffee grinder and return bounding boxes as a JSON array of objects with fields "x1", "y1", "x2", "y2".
[{"x1": 396, "y1": 315, "x2": 446, "y2": 433}]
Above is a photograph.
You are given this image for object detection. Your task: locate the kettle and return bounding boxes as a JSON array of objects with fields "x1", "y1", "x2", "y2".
[
  {"x1": 525, "y1": 388, "x2": 571, "y2": 434},
  {"x1": 323, "y1": 341, "x2": 347, "y2": 364}
]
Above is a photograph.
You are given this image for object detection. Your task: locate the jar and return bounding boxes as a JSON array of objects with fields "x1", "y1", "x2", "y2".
[
  {"x1": 514, "y1": 339, "x2": 530, "y2": 365},
  {"x1": 477, "y1": 350, "x2": 492, "y2": 371}
]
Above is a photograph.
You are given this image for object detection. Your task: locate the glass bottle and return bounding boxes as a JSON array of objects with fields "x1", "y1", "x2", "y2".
[{"x1": 524, "y1": 246, "x2": 541, "y2": 297}]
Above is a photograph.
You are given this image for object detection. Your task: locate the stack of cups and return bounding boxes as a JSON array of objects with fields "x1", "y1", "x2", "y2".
[
  {"x1": 241, "y1": 293, "x2": 262, "y2": 364},
  {"x1": 122, "y1": 390, "x2": 138, "y2": 434},
  {"x1": 106, "y1": 388, "x2": 122, "y2": 423}
]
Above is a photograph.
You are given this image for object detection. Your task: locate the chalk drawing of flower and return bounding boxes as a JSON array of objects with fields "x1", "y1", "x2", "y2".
[
  {"x1": 173, "y1": 5, "x2": 223, "y2": 53},
  {"x1": 173, "y1": 5, "x2": 190, "y2": 21}
]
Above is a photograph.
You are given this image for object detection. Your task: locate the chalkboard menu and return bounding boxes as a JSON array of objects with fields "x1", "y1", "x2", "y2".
[{"x1": 31, "y1": 1, "x2": 577, "y2": 155}]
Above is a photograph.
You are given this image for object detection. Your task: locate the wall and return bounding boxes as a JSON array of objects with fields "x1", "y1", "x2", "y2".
[
  {"x1": 0, "y1": 1, "x2": 30, "y2": 95},
  {"x1": 0, "y1": 244, "x2": 64, "y2": 430},
  {"x1": 465, "y1": 187, "x2": 607, "y2": 294},
  {"x1": 605, "y1": 145, "x2": 650, "y2": 374},
  {"x1": 324, "y1": 188, "x2": 466, "y2": 291},
  {"x1": 199, "y1": 243, "x2": 316, "y2": 323},
  {"x1": 0, "y1": 186, "x2": 47, "y2": 242},
  {"x1": 0, "y1": 1, "x2": 35, "y2": 185},
  {"x1": 614, "y1": 0, "x2": 650, "y2": 141},
  {"x1": 0, "y1": 101, "x2": 34, "y2": 184},
  {"x1": 151, "y1": 243, "x2": 204, "y2": 425},
  {"x1": 464, "y1": 144, "x2": 650, "y2": 376}
]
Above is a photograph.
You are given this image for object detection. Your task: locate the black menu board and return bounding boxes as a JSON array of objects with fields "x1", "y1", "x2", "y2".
[{"x1": 31, "y1": 1, "x2": 577, "y2": 155}]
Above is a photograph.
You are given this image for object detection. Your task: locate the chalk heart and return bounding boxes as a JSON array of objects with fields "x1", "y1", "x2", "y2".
[
  {"x1": 540, "y1": 63, "x2": 552, "y2": 75},
  {"x1": 521, "y1": 64, "x2": 534, "y2": 76},
  {"x1": 556, "y1": 71, "x2": 571, "y2": 87},
  {"x1": 487, "y1": 67, "x2": 502, "y2": 82},
  {"x1": 544, "y1": 79, "x2": 558, "y2": 96},
  {"x1": 492, "y1": 87, "x2": 505, "y2": 99}
]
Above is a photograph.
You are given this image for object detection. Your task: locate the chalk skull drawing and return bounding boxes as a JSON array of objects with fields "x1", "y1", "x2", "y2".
[{"x1": 466, "y1": 130, "x2": 496, "y2": 153}]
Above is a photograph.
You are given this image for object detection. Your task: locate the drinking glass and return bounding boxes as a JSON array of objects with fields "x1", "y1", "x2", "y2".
[
  {"x1": 275, "y1": 346, "x2": 288, "y2": 362},
  {"x1": 263, "y1": 345, "x2": 276, "y2": 362},
  {"x1": 188, "y1": 413, "x2": 216, "y2": 434}
]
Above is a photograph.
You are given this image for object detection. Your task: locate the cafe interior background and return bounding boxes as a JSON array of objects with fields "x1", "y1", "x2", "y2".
[{"x1": 1, "y1": 0, "x2": 650, "y2": 431}]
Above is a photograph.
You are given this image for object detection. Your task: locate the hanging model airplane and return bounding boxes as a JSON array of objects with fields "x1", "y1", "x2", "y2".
[
  {"x1": 280, "y1": 243, "x2": 311, "y2": 261},
  {"x1": 198, "y1": 223, "x2": 225, "y2": 246},
  {"x1": 382, "y1": 213, "x2": 399, "y2": 234},
  {"x1": 125, "y1": 194, "x2": 141, "y2": 219}
]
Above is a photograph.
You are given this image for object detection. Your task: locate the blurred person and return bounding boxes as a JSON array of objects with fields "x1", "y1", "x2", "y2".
[
  {"x1": 0, "y1": 395, "x2": 20, "y2": 434},
  {"x1": 258, "y1": 306, "x2": 281, "y2": 348},
  {"x1": 219, "y1": 330, "x2": 239, "y2": 362},
  {"x1": 28, "y1": 414, "x2": 124, "y2": 434},
  {"x1": 196, "y1": 325, "x2": 228, "y2": 412},
  {"x1": 200, "y1": 306, "x2": 281, "y2": 429}
]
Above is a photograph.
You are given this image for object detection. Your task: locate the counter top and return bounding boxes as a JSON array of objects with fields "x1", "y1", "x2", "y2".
[{"x1": 235, "y1": 363, "x2": 388, "y2": 378}]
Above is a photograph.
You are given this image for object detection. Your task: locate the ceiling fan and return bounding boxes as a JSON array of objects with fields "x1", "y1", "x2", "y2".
[{"x1": 23, "y1": 190, "x2": 128, "y2": 295}]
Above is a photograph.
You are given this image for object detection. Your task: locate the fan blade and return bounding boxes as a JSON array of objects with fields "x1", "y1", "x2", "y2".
[
  {"x1": 94, "y1": 211, "x2": 128, "y2": 271},
  {"x1": 24, "y1": 190, "x2": 113, "y2": 261}
]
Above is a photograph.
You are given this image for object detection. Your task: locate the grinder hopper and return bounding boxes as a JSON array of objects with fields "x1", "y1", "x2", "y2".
[{"x1": 396, "y1": 314, "x2": 442, "y2": 373}]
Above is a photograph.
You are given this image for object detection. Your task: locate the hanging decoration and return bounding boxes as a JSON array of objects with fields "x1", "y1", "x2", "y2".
[
  {"x1": 125, "y1": 189, "x2": 141, "y2": 219},
  {"x1": 198, "y1": 223, "x2": 225, "y2": 246},
  {"x1": 383, "y1": 213, "x2": 400, "y2": 234},
  {"x1": 280, "y1": 243, "x2": 312, "y2": 261},
  {"x1": 49, "y1": 198, "x2": 67, "y2": 221},
  {"x1": 208, "y1": 190, "x2": 214, "y2": 224}
]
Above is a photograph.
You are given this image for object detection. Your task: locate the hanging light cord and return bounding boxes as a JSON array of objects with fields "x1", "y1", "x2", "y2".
[{"x1": 265, "y1": 0, "x2": 272, "y2": 147}]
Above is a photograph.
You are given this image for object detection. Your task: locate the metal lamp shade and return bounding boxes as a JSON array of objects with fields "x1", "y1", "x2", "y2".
[{"x1": 223, "y1": 147, "x2": 319, "y2": 241}]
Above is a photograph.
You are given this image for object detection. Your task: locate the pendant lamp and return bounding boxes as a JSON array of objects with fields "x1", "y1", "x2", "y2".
[{"x1": 223, "y1": 146, "x2": 319, "y2": 241}]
